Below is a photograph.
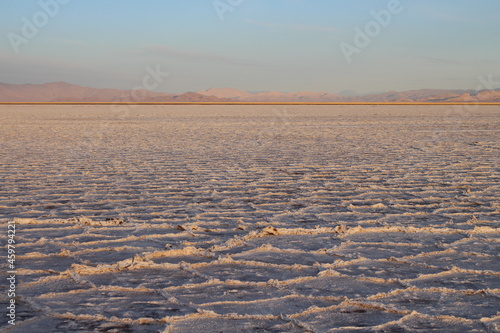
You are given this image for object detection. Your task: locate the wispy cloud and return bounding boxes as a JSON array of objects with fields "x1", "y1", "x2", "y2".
[
  {"x1": 416, "y1": 56, "x2": 464, "y2": 66},
  {"x1": 243, "y1": 19, "x2": 341, "y2": 33},
  {"x1": 413, "y1": 3, "x2": 474, "y2": 23},
  {"x1": 0, "y1": 51, "x2": 123, "y2": 85},
  {"x1": 141, "y1": 45, "x2": 258, "y2": 67},
  {"x1": 414, "y1": 56, "x2": 500, "y2": 67},
  {"x1": 49, "y1": 38, "x2": 88, "y2": 47}
]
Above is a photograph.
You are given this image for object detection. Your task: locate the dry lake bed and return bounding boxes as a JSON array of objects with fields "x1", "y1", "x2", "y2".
[{"x1": 0, "y1": 105, "x2": 499, "y2": 332}]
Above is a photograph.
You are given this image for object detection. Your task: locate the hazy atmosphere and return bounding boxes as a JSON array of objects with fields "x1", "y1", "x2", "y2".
[
  {"x1": 1, "y1": 0, "x2": 500, "y2": 94},
  {"x1": 1, "y1": 1, "x2": 499, "y2": 332}
]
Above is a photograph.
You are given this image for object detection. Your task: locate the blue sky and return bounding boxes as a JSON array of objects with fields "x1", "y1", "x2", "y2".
[{"x1": 1, "y1": 0, "x2": 499, "y2": 94}]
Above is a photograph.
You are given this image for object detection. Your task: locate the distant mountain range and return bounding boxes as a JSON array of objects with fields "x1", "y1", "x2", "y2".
[
  {"x1": 0, "y1": 82, "x2": 228, "y2": 103},
  {"x1": 1, "y1": 82, "x2": 500, "y2": 103},
  {"x1": 198, "y1": 87, "x2": 500, "y2": 103}
]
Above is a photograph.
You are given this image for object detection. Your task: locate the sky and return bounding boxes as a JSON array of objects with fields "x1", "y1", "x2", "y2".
[{"x1": 0, "y1": 0, "x2": 499, "y2": 94}]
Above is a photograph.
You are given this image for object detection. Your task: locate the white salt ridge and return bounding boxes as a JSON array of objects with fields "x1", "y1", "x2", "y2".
[{"x1": 0, "y1": 105, "x2": 499, "y2": 332}]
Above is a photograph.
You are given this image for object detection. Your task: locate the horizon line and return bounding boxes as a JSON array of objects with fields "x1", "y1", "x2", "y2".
[{"x1": 1, "y1": 102, "x2": 500, "y2": 106}]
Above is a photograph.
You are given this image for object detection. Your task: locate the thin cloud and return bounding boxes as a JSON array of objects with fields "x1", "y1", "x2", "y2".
[
  {"x1": 243, "y1": 19, "x2": 341, "y2": 33},
  {"x1": 417, "y1": 56, "x2": 464, "y2": 66},
  {"x1": 50, "y1": 38, "x2": 88, "y2": 47},
  {"x1": 142, "y1": 45, "x2": 258, "y2": 67},
  {"x1": 413, "y1": 3, "x2": 475, "y2": 23},
  {"x1": 415, "y1": 56, "x2": 499, "y2": 68},
  {"x1": 0, "y1": 51, "x2": 124, "y2": 86}
]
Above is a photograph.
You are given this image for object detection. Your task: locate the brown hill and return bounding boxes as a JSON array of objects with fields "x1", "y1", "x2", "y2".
[
  {"x1": 443, "y1": 90, "x2": 500, "y2": 103},
  {"x1": 198, "y1": 87, "x2": 252, "y2": 100},
  {"x1": 0, "y1": 82, "x2": 228, "y2": 103}
]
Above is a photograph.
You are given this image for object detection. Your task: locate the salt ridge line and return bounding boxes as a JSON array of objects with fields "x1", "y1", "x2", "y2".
[{"x1": 2, "y1": 105, "x2": 499, "y2": 332}]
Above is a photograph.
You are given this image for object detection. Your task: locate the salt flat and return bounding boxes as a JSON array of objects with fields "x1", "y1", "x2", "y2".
[{"x1": 0, "y1": 105, "x2": 499, "y2": 332}]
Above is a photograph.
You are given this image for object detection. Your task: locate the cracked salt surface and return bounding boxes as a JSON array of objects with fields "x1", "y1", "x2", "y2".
[{"x1": 0, "y1": 105, "x2": 499, "y2": 332}]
